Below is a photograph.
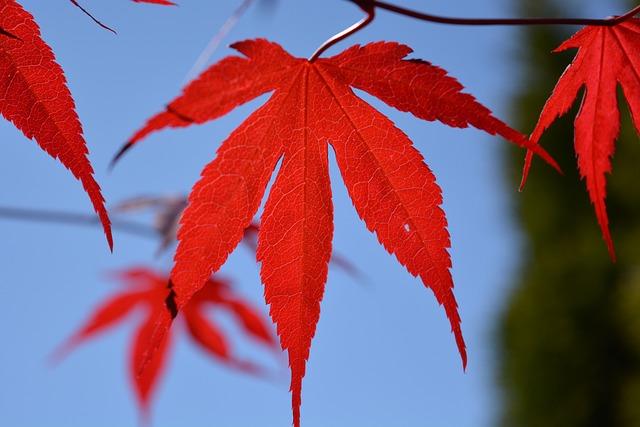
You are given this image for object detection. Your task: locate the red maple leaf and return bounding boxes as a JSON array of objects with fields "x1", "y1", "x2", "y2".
[
  {"x1": 521, "y1": 19, "x2": 640, "y2": 260},
  {"x1": 118, "y1": 39, "x2": 559, "y2": 426},
  {"x1": 53, "y1": 267, "x2": 277, "y2": 418},
  {"x1": 0, "y1": 0, "x2": 112, "y2": 248}
]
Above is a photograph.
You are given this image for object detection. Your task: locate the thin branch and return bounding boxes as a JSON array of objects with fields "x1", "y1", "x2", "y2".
[
  {"x1": 309, "y1": 2, "x2": 375, "y2": 61},
  {"x1": 182, "y1": 0, "x2": 255, "y2": 84},
  {"x1": 311, "y1": 0, "x2": 640, "y2": 62},
  {"x1": 69, "y1": 0, "x2": 117, "y2": 34},
  {"x1": 0, "y1": 205, "x2": 367, "y2": 280},
  {"x1": 0, "y1": 206, "x2": 156, "y2": 239},
  {"x1": 367, "y1": 0, "x2": 640, "y2": 27}
]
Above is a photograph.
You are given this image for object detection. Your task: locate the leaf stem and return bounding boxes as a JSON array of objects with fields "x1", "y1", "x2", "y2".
[
  {"x1": 309, "y1": 1, "x2": 375, "y2": 61},
  {"x1": 367, "y1": 0, "x2": 640, "y2": 27}
]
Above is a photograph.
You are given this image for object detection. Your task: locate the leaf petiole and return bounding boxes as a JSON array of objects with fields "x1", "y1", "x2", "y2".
[{"x1": 309, "y1": 1, "x2": 375, "y2": 61}]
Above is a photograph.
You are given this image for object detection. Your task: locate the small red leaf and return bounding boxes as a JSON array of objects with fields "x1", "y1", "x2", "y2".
[
  {"x1": 522, "y1": 19, "x2": 640, "y2": 260},
  {"x1": 55, "y1": 268, "x2": 273, "y2": 416}
]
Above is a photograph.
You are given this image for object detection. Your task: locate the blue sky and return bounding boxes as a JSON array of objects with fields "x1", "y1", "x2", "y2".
[{"x1": 0, "y1": 0, "x2": 572, "y2": 426}]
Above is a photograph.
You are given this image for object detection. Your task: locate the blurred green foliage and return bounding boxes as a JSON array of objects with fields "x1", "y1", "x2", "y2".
[{"x1": 500, "y1": 0, "x2": 640, "y2": 426}]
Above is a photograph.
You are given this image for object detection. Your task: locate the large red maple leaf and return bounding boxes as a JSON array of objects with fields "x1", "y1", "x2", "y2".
[
  {"x1": 522, "y1": 19, "x2": 640, "y2": 260},
  {"x1": 54, "y1": 267, "x2": 277, "y2": 417},
  {"x1": 0, "y1": 0, "x2": 112, "y2": 248},
  {"x1": 118, "y1": 39, "x2": 559, "y2": 426}
]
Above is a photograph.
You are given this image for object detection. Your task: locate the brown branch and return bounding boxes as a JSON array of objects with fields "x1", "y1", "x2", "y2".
[
  {"x1": 367, "y1": 0, "x2": 640, "y2": 27},
  {"x1": 0, "y1": 205, "x2": 156, "y2": 238},
  {"x1": 315, "y1": 0, "x2": 640, "y2": 61}
]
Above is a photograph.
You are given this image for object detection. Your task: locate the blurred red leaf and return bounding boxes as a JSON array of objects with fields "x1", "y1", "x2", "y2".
[{"x1": 53, "y1": 268, "x2": 276, "y2": 417}]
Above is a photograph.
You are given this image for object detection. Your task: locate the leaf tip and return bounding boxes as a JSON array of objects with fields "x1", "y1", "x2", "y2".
[
  {"x1": 519, "y1": 150, "x2": 534, "y2": 191},
  {"x1": 110, "y1": 141, "x2": 134, "y2": 171},
  {"x1": 602, "y1": 226, "x2": 617, "y2": 263},
  {"x1": 47, "y1": 340, "x2": 74, "y2": 367},
  {"x1": 454, "y1": 327, "x2": 468, "y2": 372},
  {"x1": 107, "y1": 233, "x2": 114, "y2": 252}
]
